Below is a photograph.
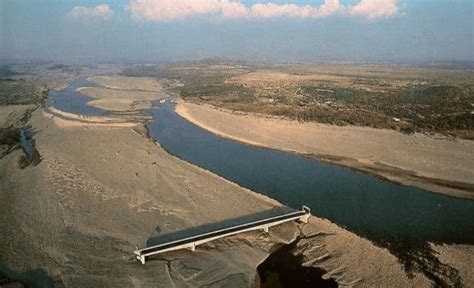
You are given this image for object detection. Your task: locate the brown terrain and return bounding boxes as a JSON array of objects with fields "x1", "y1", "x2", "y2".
[
  {"x1": 176, "y1": 101, "x2": 474, "y2": 199},
  {"x1": 0, "y1": 63, "x2": 472, "y2": 287},
  {"x1": 122, "y1": 61, "x2": 473, "y2": 139}
]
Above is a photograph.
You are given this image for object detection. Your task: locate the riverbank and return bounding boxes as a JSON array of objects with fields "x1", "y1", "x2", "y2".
[
  {"x1": 0, "y1": 108, "x2": 284, "y2": 286},
  {"x1": 2, "y1": 108, "x2": 440, "y2": 287},
  {"x1": 176, "y1": 101, "x2": 474, "y2": 199},
  {"x1": 0, "y1": 73, "x2": 450, "y2": 287}
]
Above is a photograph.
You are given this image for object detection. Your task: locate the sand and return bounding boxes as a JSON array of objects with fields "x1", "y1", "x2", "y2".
[
  {"x1": 77, "y1": 87, "x2": 165, "y2": 112},
  {"x1": 0, "y1": 109, "x2": 282, "y2": 286},
  {"x1": 432, "y1": 244, "x2": 474, "y2": 287},
  {"x1": 1, "y1": 108, "x2": 441, "y2": 287},
  {"x1": 176, "y1": 102, "x2": 474, "y2": 199},
  {"x1": 43, "y1": 106, "x2": 149, "y2": 128},
  {"x1": 0, "y1": 105, "x2": 35, "y2": 127},
  {"x1": 89, "y1": 75, "x2": 163, "y2": 92},
  {"x1": 1, "y1": 74, "x2": 469, "y2": 287}
]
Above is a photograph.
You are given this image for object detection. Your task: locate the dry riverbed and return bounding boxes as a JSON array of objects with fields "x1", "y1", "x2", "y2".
[
  {"x1": 1, "y1": 74, "x2": 472, "y2": 287},
  {"x1": 1, "y1": 107, "x2": 437, "y2": 287}
]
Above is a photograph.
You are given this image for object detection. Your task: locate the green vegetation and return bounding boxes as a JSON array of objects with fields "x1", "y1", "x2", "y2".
[
  {"x1": 0, "y1": 65, "x2": 19, "y2": 77},
  {"x1": 120, "y1": 61, "x2": 474, "y2": 139},
  {"x1": 0, "y1": 127, "x2": 22, "y2": 158},
  {"x1": 0, "y1": 79, "x2": 46, "y2": 105},
  {"x1": 297, "y1": 84, "x2": 474, "y2": 138},
  {"x1": 0, "y1": 74, "x2": 47, "y2": 161}
]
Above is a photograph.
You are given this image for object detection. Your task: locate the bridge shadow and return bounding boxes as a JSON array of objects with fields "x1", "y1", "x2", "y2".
[{"x1": 146, "y1": 206, "x2": 298, "y2": 247}]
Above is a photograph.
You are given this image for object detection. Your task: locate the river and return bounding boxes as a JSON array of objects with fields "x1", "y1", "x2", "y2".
[{"x1": 48, "y1": 76, "x2": 474, "y2": 257}]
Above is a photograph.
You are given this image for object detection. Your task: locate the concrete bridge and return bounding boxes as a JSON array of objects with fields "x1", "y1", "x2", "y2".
[{"x1": 134, "y1": 206, "x2": 311, "y2": 264}]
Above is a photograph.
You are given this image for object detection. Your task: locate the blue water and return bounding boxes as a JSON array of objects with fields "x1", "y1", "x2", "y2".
[
  {"x1": 19, "y1": 129, "x2": 34, "y2": 163},
  {"x1": 147, "y1": 100, "x2": 474, "y2": 246},
  {"x1": 47, "y1": 77, "x2": 474, "y2": 248},
  {"x1": 46, "y1": 77, "x2": 105, "y2": 116}
]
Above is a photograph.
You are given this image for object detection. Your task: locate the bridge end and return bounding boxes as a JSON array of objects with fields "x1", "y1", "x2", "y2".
[
  {"x1": 136, "y1": 255, "x2": 146, "y2": 265},
  {"x1": 300, "y1": 205, "x2": 311, "y2": 223},
  {"x1": 302, "y1": 205, "x2": 311, "y2": 214}
]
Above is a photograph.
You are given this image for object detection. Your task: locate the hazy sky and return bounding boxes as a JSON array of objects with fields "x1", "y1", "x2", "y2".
[{"x1": 1, "y1": 0, "x2": 473, "y2": 63}]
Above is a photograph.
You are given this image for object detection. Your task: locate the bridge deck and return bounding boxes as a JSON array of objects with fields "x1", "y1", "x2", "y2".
[{"x1": 135, "y1": 206, "x2": 310, "y2": 264}]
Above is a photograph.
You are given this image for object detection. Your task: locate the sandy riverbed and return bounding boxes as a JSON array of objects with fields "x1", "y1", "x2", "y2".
[
  {"x1": 88, "y1": 75, "x2": 163, "y2": 92},
  {"x1": 176, "y1": 102, "x2": 474, "y2": 199},
  {"x1": 1, "y1": 75, "x2": 470, "y2": 287},
  {"x1": 77, "y1": 87, "x2": 162, "y2": 112},
  {"x1": 2, "y1": 107, "x2": 440, "y2": 287},
  {"x1": 1, "y1": 108, "x2": 283, "y2": 286}
]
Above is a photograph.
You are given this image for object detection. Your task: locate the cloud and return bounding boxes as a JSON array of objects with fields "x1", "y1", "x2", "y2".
[
  {"x1": 128, "y1": 0, "x2": 221, "y2": 21},
  {"x1": 67, "y1": 4, "x2": 114, "y2": 20},
  {"x1": 247, "y1": 1, "x2": 342, "y2": 19},
  {"x1": 349, "y1": 0, "x2": 401, "y2": 20},
  {"x1": 128, "y1": 0, "x2": 402, "y2": 22}
]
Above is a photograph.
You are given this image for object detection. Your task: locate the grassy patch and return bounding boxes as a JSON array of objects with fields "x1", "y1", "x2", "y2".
[
  {"x1": 0, "y1": 79, "x2": 46, "y2": 106},
  {"x1": 119, "y1": 61, "x2": 474, "y2": 139}
]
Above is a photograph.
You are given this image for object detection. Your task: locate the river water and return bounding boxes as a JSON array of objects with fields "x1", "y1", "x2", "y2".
[
  {"x1": 45, "y1": 77, "x2": 105, "y2": 116},
  {"x1": 147, "y1": 100, "x2": 474, "y2": 248},
  {"x1": 48, "y1": 77, "x2": 474, "y2": 250}
]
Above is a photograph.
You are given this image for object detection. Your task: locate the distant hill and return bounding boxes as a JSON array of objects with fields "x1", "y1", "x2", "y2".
[{"x1": 0, "y1": 66, "x2": 19, "y2": 77}]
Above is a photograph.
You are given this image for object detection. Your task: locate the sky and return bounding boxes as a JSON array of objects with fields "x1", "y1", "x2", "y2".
[{"x1": 1, "y1": 0, "x2": 473, "y2": 63}]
